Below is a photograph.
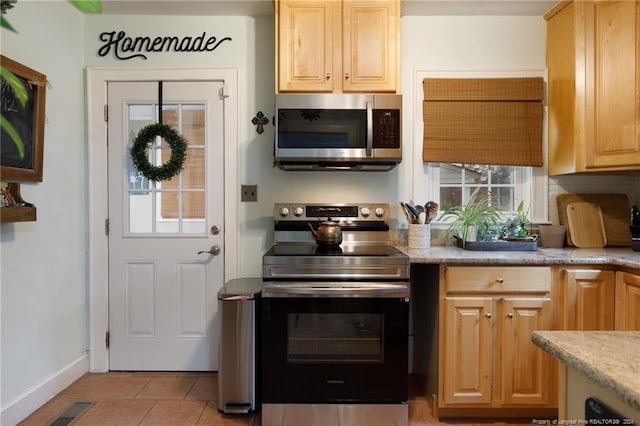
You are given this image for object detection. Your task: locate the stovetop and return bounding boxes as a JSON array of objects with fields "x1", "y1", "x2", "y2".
[
  {"x1": 264, "y1": 242, "x2": 406, "y2": 257},
  {"x1": 263, "y1": 203, "x2": 410, "y2": 281}
]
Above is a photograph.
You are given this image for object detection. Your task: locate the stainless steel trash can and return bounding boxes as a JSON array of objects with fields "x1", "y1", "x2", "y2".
[{"x1": 217, "y1": 278, "x2": 262, "y2": 414}]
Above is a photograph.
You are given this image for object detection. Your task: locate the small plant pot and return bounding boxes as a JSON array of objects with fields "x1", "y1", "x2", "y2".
[
  {"x1": 539, "y1": 225, "x2": 566, "y2": 248},
  {"x1": 465, "y1": 225, "x2": 478, "y2": 243}
]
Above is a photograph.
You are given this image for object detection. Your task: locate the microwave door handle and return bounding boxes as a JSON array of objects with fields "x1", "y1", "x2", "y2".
[{"x1": 366, "y1": 101, "x2": 373, "y2": 157}]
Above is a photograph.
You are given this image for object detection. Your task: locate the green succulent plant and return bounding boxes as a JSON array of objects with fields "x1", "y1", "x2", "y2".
[{"x1": 502, "y1": 200, "x2": 530, "y2": 238}]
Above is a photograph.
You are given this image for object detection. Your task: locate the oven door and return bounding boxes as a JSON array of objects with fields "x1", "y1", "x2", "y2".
[{"x1": 261, "y1": 290, "x2": 408, "y2": 404}]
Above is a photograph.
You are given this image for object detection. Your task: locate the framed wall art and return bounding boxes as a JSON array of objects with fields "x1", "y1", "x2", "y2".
[{"x1": 1, "y1": 55, "x2": 46, "y2": 182}]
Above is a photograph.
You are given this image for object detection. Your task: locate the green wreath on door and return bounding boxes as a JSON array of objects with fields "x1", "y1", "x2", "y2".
[{"x1": 131, "y1": 123, "x2": 187, "y2": 182}]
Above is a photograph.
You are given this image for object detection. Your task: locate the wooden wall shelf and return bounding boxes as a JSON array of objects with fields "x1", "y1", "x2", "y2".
[
  {"x1": 1, "y1": 205, "x2": 37, "y2": 223},
  {"x1": 0, "y1": 182, "x2": 37, "y2": 223}
]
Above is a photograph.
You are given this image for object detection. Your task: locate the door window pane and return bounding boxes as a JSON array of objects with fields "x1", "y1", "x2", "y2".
[
  {"x1": 182, "y1": 148, "x2": 205, "y2": 189},
  {"x1": 126, "y1": 102, "x2": 207, "y2": 235}
]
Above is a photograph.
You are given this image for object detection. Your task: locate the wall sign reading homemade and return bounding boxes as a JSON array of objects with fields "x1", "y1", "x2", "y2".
[{"x1": 98, "y1": 31, "x2": 232, "y2": 60}]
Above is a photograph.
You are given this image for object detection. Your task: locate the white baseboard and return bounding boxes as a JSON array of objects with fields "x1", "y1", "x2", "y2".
[{"x1": 1, "y1": 352, "x2": 89, "y2": 426}]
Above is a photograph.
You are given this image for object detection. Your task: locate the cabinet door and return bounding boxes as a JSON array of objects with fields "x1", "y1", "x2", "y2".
[
  {"x1": 441, "y1": 297, "x2": 493, "y2": 405},
  {"x1": 615, "y1": 271, "x2": 640, "y2": 330},
  {"x1": 277, "y1": 0, "x2": 339, "y2": 92},
  {"x1": 563, "y1": 269, "x2": 615, "y2": 330},
  {"x1": 342, "y1": 0, "x2": 398, "y2": 92},
  {"x1": 586, "y1": 0, "x2": 640, "y2": 168},
  {"x1": 501, "y1": 297, "x2": 553, "y2": 405}
]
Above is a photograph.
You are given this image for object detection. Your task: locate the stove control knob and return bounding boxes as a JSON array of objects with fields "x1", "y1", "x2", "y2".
[
  {"x1": 279, "y1": 207, "x2": 290, "y2": 217},
  {"x1": 375, "y1": 207, "x2": 385, "y2": 218},
  {"x1": 293, "y1": 207, "x2": 304, "y2": 217},
  {"x1": 360, "y1": 207, "x2": 371, "y2": 217}
]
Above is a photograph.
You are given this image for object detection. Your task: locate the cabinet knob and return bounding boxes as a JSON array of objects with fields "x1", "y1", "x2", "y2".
[
  {"x1": 506, "y1": 313, "x2": 514, "y2": 319},
  {"x1": 496, "y1": 277, "x2": 504, "y2": 283},
  {"x1": 485, "y1": 313, "x2": 492, "y2": 318},
  {"x1": 345, "y1": 73, "x2": 350, "y2": 80},
  {"x1": 326, "y1": 73, "x2": 331, "y2": 80}
]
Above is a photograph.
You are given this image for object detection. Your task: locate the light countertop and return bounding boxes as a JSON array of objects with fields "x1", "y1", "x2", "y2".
[
  {"x1": 397, "y1": 246, "x2": 640, "y2": 269},
  {"x1": 532, "y1": 331, "x2": 640, "y2": 412}
]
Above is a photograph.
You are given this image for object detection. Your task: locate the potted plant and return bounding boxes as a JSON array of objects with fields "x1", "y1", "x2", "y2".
[
  {"x1": 440, "y1": 190, "x2": 501, "y2": 248},
  {"x1": 502, "y1": 200, "x2": 530, "y2": 239}
]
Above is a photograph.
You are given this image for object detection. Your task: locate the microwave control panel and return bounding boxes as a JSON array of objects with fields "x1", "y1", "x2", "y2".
[{"x1": 372, "y1": 110, "x2": 400, "y2": 149}]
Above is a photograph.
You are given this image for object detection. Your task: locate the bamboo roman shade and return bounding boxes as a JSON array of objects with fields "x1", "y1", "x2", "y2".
[{"x1": 422, "y1": 77, "x2": 544, "y2": 166}]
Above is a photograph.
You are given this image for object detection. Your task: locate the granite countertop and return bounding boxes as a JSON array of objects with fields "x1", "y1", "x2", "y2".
[
  {"x1": 532, "y1": 331, "x2": 640, "y2": 412},
  {"x1": 397, "y1": 246, "x2": 640, "y2": 269}
]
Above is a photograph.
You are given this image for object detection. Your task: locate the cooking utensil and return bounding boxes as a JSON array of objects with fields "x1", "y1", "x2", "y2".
[
  {"x1": 631, "y1": 206, "x2": 640, "y2": 226},
  {"x1": 566, "y1": 202, "x2": 607, "y2": 248},
  {"x1": 404, "y1": 203, "x2": 419, "y2": 224},
  {"x1": 308, "y1": 220, "x2": 343, "y2": 246},
  {"x1": 400, "y1": 202, "x2": 414, "y2": 224},
  {"x1": 418, "y1": 212, "x2": 427, "y2": 224},
  {"x1": 424, "y1": 201, "x2": 439, "y2": 224}
]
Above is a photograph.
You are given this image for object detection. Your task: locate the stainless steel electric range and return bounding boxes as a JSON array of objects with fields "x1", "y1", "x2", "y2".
[{"x1": 261, "y1": 203, "x2": 410, "y2": 425}]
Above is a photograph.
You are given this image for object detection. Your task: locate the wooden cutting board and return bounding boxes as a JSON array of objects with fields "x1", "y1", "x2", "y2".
[
  {"x1": 566, "y1": 202, "x2": 607, "y2": 248},
  {"x1": 557, "y1": 193, "x2": 631, "y2": 246}
]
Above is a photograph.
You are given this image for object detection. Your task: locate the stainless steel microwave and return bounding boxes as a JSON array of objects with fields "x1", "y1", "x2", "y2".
[{"x1": 274, "y1": 94, "x2": 402, "y2": 171}]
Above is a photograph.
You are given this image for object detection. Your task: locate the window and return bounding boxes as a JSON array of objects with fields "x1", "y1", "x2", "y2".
[
  {"x1": 414, "y1": 70, "x2": 548, "y2": 225},
  {"x1": 430, "y1": 162, "x2": 532, "y2": 224},
  {"x1": 439, "y1": 163, "x2": 530, "y2": 213}
]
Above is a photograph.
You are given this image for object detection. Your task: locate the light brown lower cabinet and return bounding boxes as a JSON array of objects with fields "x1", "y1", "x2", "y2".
[
  {"x1": 615, "y1": 271, "x2": 640, "y2": 330},
  {"x1": 553, "y1": 268, "x2": 615, "y2": 330},
  {"x1": 437, "y1": 266, "x2": 556, "y2": 416},
  {"x1": 553, "y1": 266, "x2": 639, "y2": 331}
]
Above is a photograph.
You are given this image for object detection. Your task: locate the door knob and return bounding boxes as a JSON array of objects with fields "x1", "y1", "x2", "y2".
[{"x1": 198, "y1": 245, "x2": 221, "y2": 256}]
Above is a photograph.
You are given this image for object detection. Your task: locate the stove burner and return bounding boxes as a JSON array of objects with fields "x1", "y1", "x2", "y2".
[{"x1": 314, "y1": 245, "x2": 343, "y2": 256}]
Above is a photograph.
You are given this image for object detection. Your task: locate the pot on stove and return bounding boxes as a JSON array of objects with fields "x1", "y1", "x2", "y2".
[{"x1": 308, "y1": 220, "x2": 343, "y2": 246}]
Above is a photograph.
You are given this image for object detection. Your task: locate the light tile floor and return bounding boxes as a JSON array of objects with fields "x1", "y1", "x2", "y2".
[{"x1": 18, "y1": 372, "x2": 535, "y2": 425}]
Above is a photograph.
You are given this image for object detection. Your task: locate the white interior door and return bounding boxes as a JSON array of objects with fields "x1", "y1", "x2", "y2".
[{"x1": 107, "y1": 81, "x2": 224, "y2": 371}]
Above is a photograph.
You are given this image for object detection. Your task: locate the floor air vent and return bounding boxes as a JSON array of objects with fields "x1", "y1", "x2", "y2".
[{"x1": 48, "y1": 401, "x2": 94, "y2": 426}]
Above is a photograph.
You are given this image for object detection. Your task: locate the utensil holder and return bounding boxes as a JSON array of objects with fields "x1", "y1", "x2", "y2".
[{"x1": 409, "y1": 224, "x2": 431, "y2": 249}]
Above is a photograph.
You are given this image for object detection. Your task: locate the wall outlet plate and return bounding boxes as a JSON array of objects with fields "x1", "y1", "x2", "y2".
[{"x1": 241, "y1": 184, "x2": 257, "y2": 202}]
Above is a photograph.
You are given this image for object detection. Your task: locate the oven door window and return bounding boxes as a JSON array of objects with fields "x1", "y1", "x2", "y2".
[
  {"x1": 287, "y1": 313, "x2": 383, "y2": 363},
  {"x1": 277, "y1": 109, "x2": 367, "y2": 149}
]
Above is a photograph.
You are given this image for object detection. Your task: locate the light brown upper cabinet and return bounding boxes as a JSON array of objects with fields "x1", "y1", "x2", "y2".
[
  {"x1": 545, "y1": 0, "x2": 640, "y2": 175},
  {"x1": 275, "y1": 0, "x2": 399, "y2": 93}
]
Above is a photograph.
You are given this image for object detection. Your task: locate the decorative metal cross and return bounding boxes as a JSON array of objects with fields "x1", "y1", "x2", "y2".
[{"x1": 251, "y1": 111, "x2": 269, "y2": 135}]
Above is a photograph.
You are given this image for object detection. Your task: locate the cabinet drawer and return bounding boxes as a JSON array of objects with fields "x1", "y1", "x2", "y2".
[{"x1": 444, "y1": 266, "x2": 551, "y2": 293}]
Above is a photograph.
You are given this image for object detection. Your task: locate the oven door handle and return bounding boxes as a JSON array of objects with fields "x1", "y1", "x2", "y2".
[{"x1": 262, "y1": 282, "x2": 409, "y2": 298}]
